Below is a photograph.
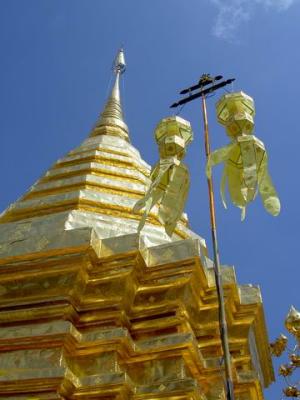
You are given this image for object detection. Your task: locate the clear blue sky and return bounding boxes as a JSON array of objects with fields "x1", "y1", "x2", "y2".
[{"x1": 0, "y1": 1, "x2": 299, "y2": 398}]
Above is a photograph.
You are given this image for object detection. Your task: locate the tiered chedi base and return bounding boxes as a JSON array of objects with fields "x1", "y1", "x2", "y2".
[
  {"x1": 0, "y1": 131, "x2": 274, "y2": 399},
  {"x1": 0, "y1": 232, "x2": 273, "y2": 400}
]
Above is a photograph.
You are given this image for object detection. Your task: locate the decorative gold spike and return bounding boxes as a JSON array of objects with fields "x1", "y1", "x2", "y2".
[
  {"x1": 290, "y1": 353, "x2": 300, "y2": 367},
  {"x1": 270, "y1": 334, "x2": 288, "y2": 357},
  {"x1": 91, "y1": 48, "x2": 129, "y2": 139},
  {"x1": 279, "y1": 363, "x2": 294, "y2": 377},
  {"x1": 283, "y1": 386, "x2": 300, "y2": 397},
  {"x1": 285, "y1": 306, "x2": 300, "y2": 338}
]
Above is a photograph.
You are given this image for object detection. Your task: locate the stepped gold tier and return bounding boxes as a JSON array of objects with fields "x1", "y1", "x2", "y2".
[{"x1": 0, "y1": 50, "x2": 274, "y2": 400}]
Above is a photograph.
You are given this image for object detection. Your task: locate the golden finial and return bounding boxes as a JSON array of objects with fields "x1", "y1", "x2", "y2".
[
  {"x1": 113, "y1": 47, "x2": 126, "y2": 74},
  {"x1": 270, "y1": 334, "x2": 288, "y2": 357},
  {"x1": 91, "y1": 48, "x2": 129, "y2": 140},
  {"x1": 283, "y1": 386, "x2": 300, "y2": 397},
  {"x1": 285, "y1": 306, "x2": 300, "y2": 339},
  {"x1": 279, "y1": 364, "x2": 294, "y2": 377},
  {"x1": 290, "y1": 353, "x2": 300, "y2": 367}
]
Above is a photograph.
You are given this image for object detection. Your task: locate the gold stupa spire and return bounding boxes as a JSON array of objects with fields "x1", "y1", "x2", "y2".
[{"x1": 90, "y1": 48, "x2": 129, "y2": 140}]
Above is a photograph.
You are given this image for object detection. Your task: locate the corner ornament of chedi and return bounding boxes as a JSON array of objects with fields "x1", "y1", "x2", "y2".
[{"x1": 270, "y1": 306, "x2": 300, "y2": 398}]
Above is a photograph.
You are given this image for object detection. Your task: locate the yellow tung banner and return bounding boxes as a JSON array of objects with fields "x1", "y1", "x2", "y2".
[
  {"x1": 206, "y1": 91, "x2": 280, "y2": 220},
  {"x1": 133, "y1": 116, "x2": 193, "y2": 236}
]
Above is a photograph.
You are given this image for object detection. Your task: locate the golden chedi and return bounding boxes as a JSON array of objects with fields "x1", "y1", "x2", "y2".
[{"x1": 0, "y1": 50, "x2": 274, "y2": 400}]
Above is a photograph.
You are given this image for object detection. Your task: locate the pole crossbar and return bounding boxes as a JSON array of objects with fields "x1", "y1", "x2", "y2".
[
  {"x1": 170, "y1": 78, "x2": 235, "y2": 108},
  {"x1": 170, "y1": 74, "x2": 235, "y2": 400}
]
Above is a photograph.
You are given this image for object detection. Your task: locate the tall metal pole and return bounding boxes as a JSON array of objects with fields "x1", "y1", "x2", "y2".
[
  {"x1": 201, "y1": 93, "x2": 235, "y2": 400},
  {"x1": 171, "y1": 74, "x2": 236, "y2": 399}
]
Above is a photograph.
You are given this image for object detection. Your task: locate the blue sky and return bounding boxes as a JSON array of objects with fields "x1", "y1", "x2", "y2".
[{"x1": 0, "y1": 1, "x2": 299, "y2": 398}]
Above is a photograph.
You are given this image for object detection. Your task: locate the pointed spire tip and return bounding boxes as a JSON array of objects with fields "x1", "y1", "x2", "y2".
[
  {"x1": 90, "y1": 48, "x2": 129, "y2": 140},
  {"x1": 114, "y1": 48, "x2": 126, "y2": 74}
]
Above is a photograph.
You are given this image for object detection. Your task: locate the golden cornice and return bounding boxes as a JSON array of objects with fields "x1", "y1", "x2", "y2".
[
  {"x1": 42, "y1": 165, "x2": 148, "y2": 186},
  {"x1": 54, "y1": 153, "x2": 150, "y2": 176},
  {"x1": 23, "y1": 182, "x2": 144, "y2": 201},
  {"x1": 39, "y1": 162, "x2": 148, "y2": 189},
  {"x1": 67, "y1": 141, "x2": 141, "y2": 161},
  {"x1": 0, "y1": 200, "x2": 167, "y2": 227},
  {"x1": 90, "y1": 124, "x2": 129, "y2": 141}
]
